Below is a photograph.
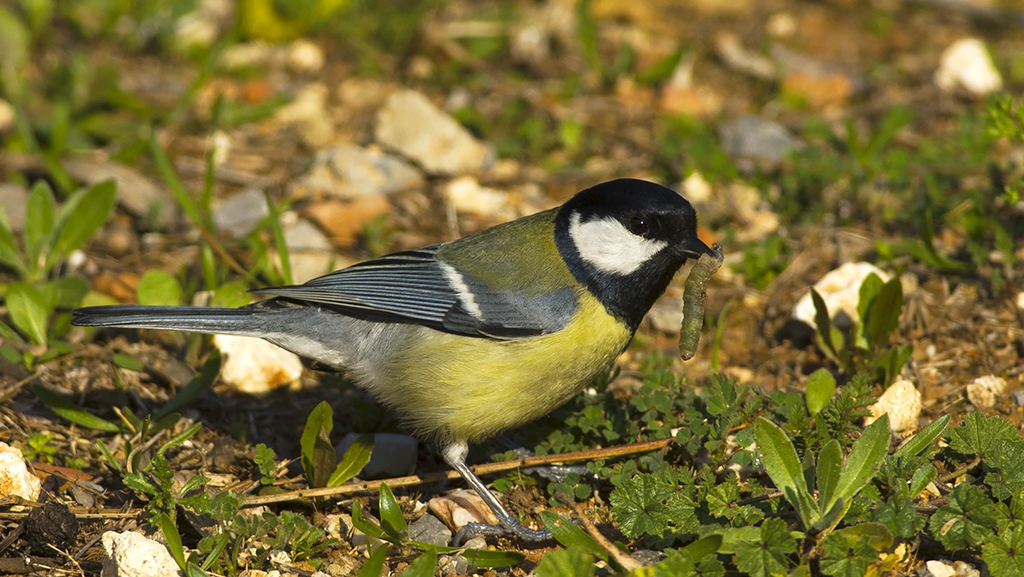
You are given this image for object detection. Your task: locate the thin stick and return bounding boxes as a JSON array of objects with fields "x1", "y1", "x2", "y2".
[{"x1": 242, "y1": 437, "x2": 673, "y2": 506}]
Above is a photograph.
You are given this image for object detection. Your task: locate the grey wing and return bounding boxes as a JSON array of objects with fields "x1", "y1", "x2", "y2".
[{"x1": 254, "y1": 247, "x2": 578, "y2": 339}]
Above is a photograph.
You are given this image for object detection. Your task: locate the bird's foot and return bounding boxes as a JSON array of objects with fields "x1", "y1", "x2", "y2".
[{"x1": 454, "y1": 519, "x2": 552, "y2": 545}]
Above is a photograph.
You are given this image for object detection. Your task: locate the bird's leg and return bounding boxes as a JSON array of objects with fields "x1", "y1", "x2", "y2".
[{"x1": 442, "y1": 443, "x2": 553, "y2": 544}]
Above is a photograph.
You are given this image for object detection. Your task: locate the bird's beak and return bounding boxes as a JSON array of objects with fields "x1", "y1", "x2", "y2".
[{"x1": 679, "y1": 236, "x2": 716, "y2": 260}]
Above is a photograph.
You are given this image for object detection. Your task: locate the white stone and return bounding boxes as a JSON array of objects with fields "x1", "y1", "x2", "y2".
[
  {"x1": 375, "y1": 90, "x2": 494, "y2": 176},
  {"x1": 101, "y1": 531, "x2": 181, "y2": 577},
  {"x1": 220, "y1": 41, "x2": 274, "y2": 70},
  {"x1": 290, "y1": 144, "x2": 423, "y2": 200},
  {"x1": 1016, "y1": 290, "x2": 1024, "y2": 311},
  {"x1": 274, "y1": 83, "x2": 333, "y2": 148},
  {"x1": 766, "y1": 12, "x2": 797, "y2": 38},
  {"x1": 428, "y1": 489, "x2": 500, "y2": 531},
  {"x1": 443, "y1": 176, "x2": 512, "y2": 219},
  {"x1": 287, "y1": 39, "x2": 325, "y2": 73},
  {"x1": 213, "y1": 187, "x2": 270, "y2": 238},
  {"x1": 923, "y1": 560, "x2": 956, "y2": 577},
  {"x1": 174, "y1": 11, "x2": 219, "y2": 49},
  {"x1": 935, "y1": 38, "x2": 1003, "y2": 96},
  {"x1": 682, "y1": 171, "x2": 713, "y2": 204},
  {"x1": 213, "y1": 335, "x2": 303, "y2": 394},
  {"x1": 0, "y1": 442, "x2": 41, "y2": 501},
  {"x1": 966, "y1": 374, "x2": 1007, "y2": 410},
  {"x1": 793, "y1": 262, "x2": 891, "y2": 330},
  {"x1": 865, "y1": 377, "x2": 921, "y2": 433}
]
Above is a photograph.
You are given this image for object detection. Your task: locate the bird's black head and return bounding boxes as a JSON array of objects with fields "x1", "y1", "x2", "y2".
[{"x1": 554, "y1": 178, "x2": 713, "y2": 331}]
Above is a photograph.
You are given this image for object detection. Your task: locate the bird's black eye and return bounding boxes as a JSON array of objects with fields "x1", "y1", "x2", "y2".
[{"x1": 628, "y1": 216, "x2": 649, "y2": 236}]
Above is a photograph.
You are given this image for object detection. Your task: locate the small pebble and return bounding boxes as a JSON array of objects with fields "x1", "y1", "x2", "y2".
[
  {"x1": 428, "y1": 489, "x2": 500, "y2": 532},
  {"x1": 444, "y1": 176, "x2": 512, "y2": 220},
  {"x1": 1011, "y1": 390, "x2": 1024, "y2": 407},
  {"x1": 966, "y1": 374, "x2": 1006, "y2": 410},
  {"x1": 101, "y1": 531, "x2": 180, "y2": 577},
  {"x1": 935, "y1": 38, "x2": 1002, "y2": 96},
  {"x1": 213, "y1": 335, "x2": 303, "y2": 394},
  {"x1": 375, "y1": 90, "x2": 494, "y2": 176},
  {"x1": 720, "y1": 115, "x2": 803, "y2": 168},
  {"x1": 408, "y1": 513, "x2": 452, "y2": 547},
  {"x1": 793, "y1": 262, "x2": 891, "y2": 330},
  {"x1": 865, "y1": 377, "x2": 921, "y2": 433},
  {"x1": 0, "y1": 442, "x2": 41, "y2": 501},
  {"x1": 287, "y1": 39, "x2": 325, "y2": 73}
]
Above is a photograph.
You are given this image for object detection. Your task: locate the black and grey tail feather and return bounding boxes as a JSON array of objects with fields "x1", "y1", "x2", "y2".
[{"x1": 71, "y1": 305, "x2": 266, "y2": 337}]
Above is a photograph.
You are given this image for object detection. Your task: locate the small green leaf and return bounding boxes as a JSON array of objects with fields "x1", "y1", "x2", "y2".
[
  {"x1": 45, "y1": 275, "x2": 90, "y2": 309},
  {"x1": 378, "y1": 483, "x2": 408, "y2": 544},
  {"x1": 7, "y1": 282, "x2": 51, "y2": 345},
  {"x1": 211, "y1": 282, "x2": 251, "y2": 308},
  {"x1": 33, "y1": 384, "x2": 120, "y2": 432},
  {"x1": 733, "y1": 518, "x2": 796, "y2": 577},
  {"x1": 834, "y1": 522, "x2": 893, "y2": 551},
  {"x1": 0, "y1": 198, "x2": 26, "y2": 275},
  {"x1": 351, "y1": 502, "x2": 388, "y2": 541},
  {"x1": 158, "y1": 421, "x2": 203, "y2": 456},
  {"x1": 754, "y1": 417, "x2": 819, "y2": 529},
  {"x1": 805, "y1": 369, "x2": 836, "y2": 416},
  {"x1": 929, "y1": 483, "x2": 999, "y2": 550},
  {"x1": 185, "y1": 562, "x2": 210, "y2": 577},
  {"x1": 52, "y1": 179, "x2": 117, "y2": 262},
  {"x1": 357, "y1": 545, "x2": 388, "y2": 577},
  {"x1": 265, "y1": 191, "x2": 292, "y2": 285},
  {"x1": 816, "y1": 439, "x2": 843, "y2": 512},
  {"x1": 811, "y1": 288, "x2": 836, "y2": 357},
  {"x1": 610, "y1": 473, "x2": 696, "y2": 538},
  {"x1": 983, "y1": 522, "x2": 1024, "y2": 576},
  {"x1": 855, "y1": 273, "x2": 884, "y2": 342},
  {"x1": 818, "y1": 531, "x2": 875, "y2": 577},
  {"x1": 895, "y1": 415, "x2": 950, "y2": 458},
  {"x1": 909, "y1": 464, "x2": 937, "y2": 498},
  {"x1": 949, "y1": 412, "x2": 1016, "y2": 456},
  {"x1": 541, "y1": 510, "x2": 607, "y2": 561},
  {"x1": 136, "y1": 269, "x2": 183, "y2": 307},
  {"x1": 328, "y1": 434, "x2": 374, "y2": 487},
  {"x1": 156, "y1": 513, "x2": 186, "y2": 570},
  {"x1": 301, "y1": 401, "x2": 334, "y2": 485},
  {"x1": 863, "y1": 277, "x2": 902, "y2": 348},
  {"x1": 460, "y1": 548, "x2": 527, "y2": 568},
  {"x1": 398, "y1": 549, "x2": 437, "y2": 577},
  {"x1": 813, "y1": 497, "x2": 848, "y2": 533},
  {"x1": 535, "y1": 546, "x2": 595, "y2": 577},
  {"x1": 25, "y1": 181, "x2": 56, "y2": 278},
  {"x1": 681, "y1": 534, "x2": 722, "y2": 562},
  {"x1": 112, "y1": 353, "x2": 145, "y2": 371},
  {"x1": 832, "y1": 415, "x2": 890, "y2": 505},
  {"x1": 872, "y1": 488, "x2": 925, "y2": 539},
  {"x1": 310, "y1": 426, "x2": 336, "y2": 489}
]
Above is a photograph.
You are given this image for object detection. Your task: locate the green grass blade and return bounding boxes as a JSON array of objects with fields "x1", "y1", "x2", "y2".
[
  {"x1": 755, "y1": 417, "x2": 818, "y2": 529},
  {"x1": 832, "y1": 415, "x2": 890, "y2": 504}
]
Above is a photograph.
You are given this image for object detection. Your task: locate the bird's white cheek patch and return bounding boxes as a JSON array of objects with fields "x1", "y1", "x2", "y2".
[{"x1": 569, "y1": 213, "x2": 668, "y2": 275}]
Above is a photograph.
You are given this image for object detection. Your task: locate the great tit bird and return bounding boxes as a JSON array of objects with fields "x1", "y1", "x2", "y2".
[{"x1": 72, "y1": 178, "x2": 713, "y2": 542}]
